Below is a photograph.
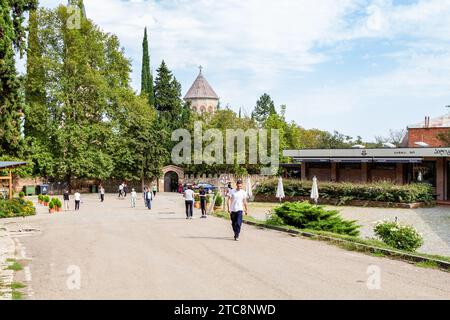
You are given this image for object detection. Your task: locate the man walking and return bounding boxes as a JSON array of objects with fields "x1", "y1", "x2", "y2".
[
  {"x1": 130, "y1": 188, "x2": 137, "y2": 208},
  {"x1": 99, "y1": 185, "x2": 105, "y2": 202},
  {"x1": 118, "y1": 183, "x2": 123, "y2": 198},
  {"x1": 152, "y1": 185, "x2": 157, "y2": 197},
  {"x1": 227, "y1": 180, "x2": 248, "y2": 241},
  {"x1": 63, "y1": 189, "x2": 70, "y2": 211},
  {"x1": 74, "y1": 191, "x2": 81, "y2": 211},
  {"x1": 183, "y1": 186, "x2": 195, "y2": 219},
  {"x1": 145, "y1": 187, "x2": 153, "y2": 210}
]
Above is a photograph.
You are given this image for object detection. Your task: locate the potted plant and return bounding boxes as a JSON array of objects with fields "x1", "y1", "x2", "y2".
[
  {"x1": 52, "y1": 198, "x2": 62, "y2": 212},
  {"x1": 38, "y1": 194, "x2": 43, "y2": 204},
  {"x1": 19, "y1": 191, "x2": 25, "y2": 199},
  {"x1": 194, "y1": 194, "x2": 200, "y2": 208},
  {"x1": 43, "y1": 195, "x2": 50, "y2": 206},
  {"x1": 49, "y1": 201, "x2": 55, "y2": 213},
  {"x1": 214, "y1": 194, "x2": 223, "y2": 211}
]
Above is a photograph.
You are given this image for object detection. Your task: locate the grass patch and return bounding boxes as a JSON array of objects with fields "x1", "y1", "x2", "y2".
[
  {"x1": 415, "y1": 260, "x2": 439, "y2": 269},
  {"x1": 11, "y1": 282, "x2": 26, "y2": 290},
  {"x1": 6, "y1": 261, "x2": 23, "y2": 271},
  {"x1": 12, "y1": 290, "x2": 23, "y2": 300}
]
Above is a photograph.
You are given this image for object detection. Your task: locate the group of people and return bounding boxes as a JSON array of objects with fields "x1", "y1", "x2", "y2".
[{"x1": 183, "y1": 180, "x2": 248, "y2": 241}]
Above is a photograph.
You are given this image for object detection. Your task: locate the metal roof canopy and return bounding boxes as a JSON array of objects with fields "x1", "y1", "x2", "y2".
[
  {"x1": 293, "y1": 158, "x2": 423, "y2": 163},
  {"x1": 0, "y1": 161, "x2": 27, "y2": 170},
  {"x1": 283, "y1": 147, "x2": 450, "y2": 158}
]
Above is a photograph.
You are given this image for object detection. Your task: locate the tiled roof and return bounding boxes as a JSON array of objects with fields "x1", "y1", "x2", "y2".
[{"x1": 184, "y1": 71, "x2": 219, "y2": 100}]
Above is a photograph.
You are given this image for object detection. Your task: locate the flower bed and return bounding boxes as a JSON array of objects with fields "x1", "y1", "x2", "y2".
[
  {"x1": 0, "y1": 198, "x2": 36, "y2": 218},
  {"x1": 254, "y1": 179, "x2": 434, "y2": 207}
]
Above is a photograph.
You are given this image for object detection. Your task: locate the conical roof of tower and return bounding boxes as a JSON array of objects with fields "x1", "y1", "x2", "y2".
[{"x1": 184, "y1": 70, "x2": 219, "y2": 100}]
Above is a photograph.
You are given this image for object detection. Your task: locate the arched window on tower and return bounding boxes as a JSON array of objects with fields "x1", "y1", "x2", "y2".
[
  {"x1": 208, "y1": 106, "x2": 213, "y2": 113},
  {"x1": 192, "y1": 106, "x2": 198, "y2": 113},
  {"x1": 200, "y1": 106, "x2": 206, "y2": 114}
]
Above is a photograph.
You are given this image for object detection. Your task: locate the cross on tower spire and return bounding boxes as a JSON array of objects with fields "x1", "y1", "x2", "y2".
[{"x1": 199, "y1": 65, "x2": 203, "y2": 74}]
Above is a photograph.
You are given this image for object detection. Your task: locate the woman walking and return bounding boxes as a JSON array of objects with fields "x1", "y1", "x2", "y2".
[{"x1": 199, "y1": 186, "x2": 207, "y2": 218}]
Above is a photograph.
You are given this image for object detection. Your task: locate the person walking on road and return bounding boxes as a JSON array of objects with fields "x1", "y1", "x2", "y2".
[
  {"x1": 152, "y1": 185, "x2": 157, "y2": 197},
  {"x1": 130, "y1": 188, "x2": 137, "y2": 208},
  {"x1": 184, "y1": 186, "x2": 195, "y2": 219},
  {"x1": 199, "y1": 186, "x2": 207, "y2": 218},
  {"x1": 99, "y1": 186, "x2": 105, "y2": 202},
  {"x1": 227, "y1": 180, "x2": 248, "y2": 241},
  {"x1": 145, "y1": 188, "x2": 153, "y2": 210},
  {"x1": 63, "y1": 189, "x2": 70, "y2": 211},
  {"x1": 123, "y1": 183, "x2": 128, "y2": 198},
  {"x1": 118, "y1": 183, "x2": 124, "y2": 199},
  {"x1": 74, "y1": 191, "x2": 81, "y2": 211}
]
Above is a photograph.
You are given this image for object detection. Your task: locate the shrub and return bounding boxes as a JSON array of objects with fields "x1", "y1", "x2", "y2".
[
  {"x1": 0, "y1": 199, "x2": 36, "y2": 218},
  {"x1": 215, "y1": 194, "x2": 223, "y2": 207},
  {"x1": 38, "y1": 194, "x2": 43, "y2": 201},
  {"x1": 50, "y1": 198, "x2": 62, "y2": 208},
  {"x1": 19, "y1": 191, "x2": 25, "y2": 199},
  {"x1": 374, "y1": 221, "x2": 424, "y2": 252},
  {"x1": 255, "y1": 179, "x2": 434, "y2": 204},
  {"x1": 271, "y1": 201, "x2": 360, "y2": 236},
  {"x1": 43, "y1": 195, "x2": 50, "y2": 203},
  {"x1": 49, "y1": 201, "x2": 54, "y2": 209}
]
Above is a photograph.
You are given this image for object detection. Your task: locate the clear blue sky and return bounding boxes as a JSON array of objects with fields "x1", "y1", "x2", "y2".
[{"x1": 30, "y1": 0, "x2": 450, "y2": 141}]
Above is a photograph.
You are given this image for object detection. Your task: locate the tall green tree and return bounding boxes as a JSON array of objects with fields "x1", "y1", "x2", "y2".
[
  {"x1": 251, "y1": 93, "x2": 277, "y2": 125},
  {"x1": 0, "y1": 0, "x2": 38, "y2": 157},
  {"x1": 140, "y1": 27, "x2": 154, "y2": 107},
  {"x1": 154, "y1": 60, "x2": 186, "y2": 130}
]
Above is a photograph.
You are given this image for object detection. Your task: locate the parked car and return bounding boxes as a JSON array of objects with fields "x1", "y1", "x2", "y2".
[{"x1": 194, "y1": 183, "x2": 217, "y2": 193}]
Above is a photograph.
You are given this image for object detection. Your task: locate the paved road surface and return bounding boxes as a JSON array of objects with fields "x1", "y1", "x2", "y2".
[{"x1": 3, "y1": 193, "x2": 450, "y2": 299}]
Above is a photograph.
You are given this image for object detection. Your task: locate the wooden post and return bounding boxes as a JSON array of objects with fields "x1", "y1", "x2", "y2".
[{"x1": 9, "y1": 169, "x2": 12, "y2": 200}]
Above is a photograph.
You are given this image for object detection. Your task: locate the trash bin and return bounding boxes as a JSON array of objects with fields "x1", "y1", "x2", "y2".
[
  {"x1": 23, "y1": 185, "x2": 35, "y2": 196},
  {"x1": 36, "y1": 184, "x2": 49, "y2": 195},
  {"x1": 91, "y1": 185, "x2": 98, "y2": 193}
]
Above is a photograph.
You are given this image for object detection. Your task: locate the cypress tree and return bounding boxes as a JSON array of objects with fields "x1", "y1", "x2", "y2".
[
  {"x1": 141, "y1": 27, "x2": 155, "y2": 107},
  {"x1": 0, "y1": 0, "x2": 38, "y2": 157}
]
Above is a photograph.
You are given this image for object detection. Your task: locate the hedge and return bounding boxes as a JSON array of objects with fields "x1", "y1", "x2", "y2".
[
  {"x1": 255, "y1": 179, "x2": 434, "y2": 204},
  {"x1": 0, "y1": 199, "x2": 36, "y2": 218}
]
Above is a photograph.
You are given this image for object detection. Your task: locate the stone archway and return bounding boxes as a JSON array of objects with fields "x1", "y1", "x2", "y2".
[{"x1": 159, "y1": 165, "x2": 185, "y2": 193}]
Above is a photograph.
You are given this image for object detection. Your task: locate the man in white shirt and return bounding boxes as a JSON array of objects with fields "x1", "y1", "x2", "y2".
[
  {"x1": 74, "y1": 191, "x2": 81, "y2": 211},
  {"x1": 227, "y1": 180, "x2": 248, "y2": 241},
  {"x1": 130, "y1": 188, "x2": 137, "y2": 208},
  {"x1": 183, "y1": 186, "x2": 195, "y2": 219}
]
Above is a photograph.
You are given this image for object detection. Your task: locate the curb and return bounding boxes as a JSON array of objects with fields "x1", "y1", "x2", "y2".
[{"x1": 212, "y1": 212, "x2": 450, "y2": 272}]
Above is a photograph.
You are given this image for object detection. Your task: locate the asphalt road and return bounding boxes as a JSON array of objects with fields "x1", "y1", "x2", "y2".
[{"x1": 5, "y1": 193, "x2": 450, "y2": 299}]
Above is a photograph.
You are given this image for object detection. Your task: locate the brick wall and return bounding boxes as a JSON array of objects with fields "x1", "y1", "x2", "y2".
[{"x1": 408, "y1": 128, "x2": 450, "y2": 147}]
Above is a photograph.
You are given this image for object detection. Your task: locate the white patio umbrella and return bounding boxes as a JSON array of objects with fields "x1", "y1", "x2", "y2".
[
  {"x1": 246, "y1": 176, "x2": 253, "y2": 200},
  {"x1": 275, "y1": 176, "x2": 285, "y2": 202},
  {"x1": 310, "y1": 176, "x2": 319, "y2": 204}
]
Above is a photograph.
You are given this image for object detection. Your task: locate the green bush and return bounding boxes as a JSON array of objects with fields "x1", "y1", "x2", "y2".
[
  {"x1": 49, "y1": 201, "x2": 54, "y2": 209},
  {"x1": 215, "y1": 194, "x2": 223, "y2": 207},
  {"x1": 50, "y1": 197, "x2": 62, "y2": 208},
  {"x1": 255, "y1": 179, "x2": 434, "y2": 204},
  {"x1": 374, "y1": 221, "x2": 424, "y2": 252},
  {"x1": 38, "y1": 194, "x2": 43, "y2": 201},
  {"x1": 43, "y1": 195, "x2": 50, "y2": 203},
  {"x1": 270, "y1": 201, "x2": 360, "y2": 236},
  {"x1": 19, "y1": 191, "x2": 25, "y2": 199},
  {"x1": 0, "y1": 199, "x2": 36, "y2": 218}
]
